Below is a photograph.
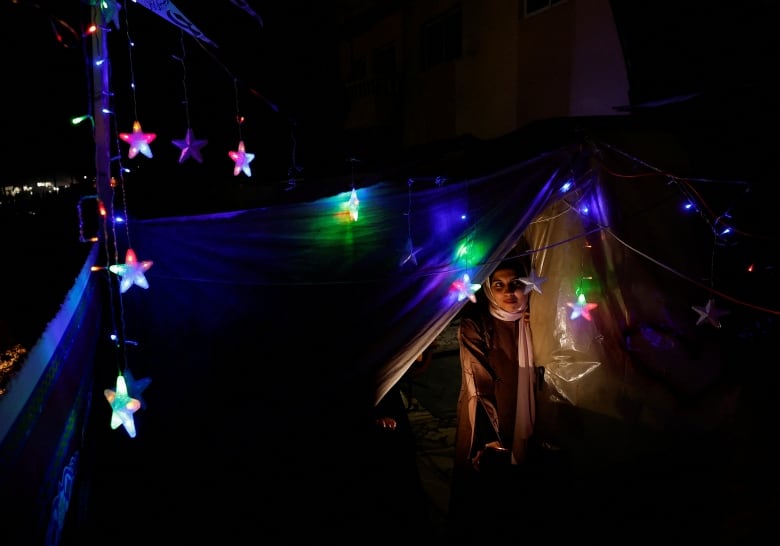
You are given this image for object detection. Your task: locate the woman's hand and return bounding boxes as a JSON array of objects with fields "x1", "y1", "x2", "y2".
[
  {"x1": 472, "y1": 441, "x2": 508, "y2": 471},
  {"x1": 374, "y1": 416, "x2": 397, "y2": 431}
]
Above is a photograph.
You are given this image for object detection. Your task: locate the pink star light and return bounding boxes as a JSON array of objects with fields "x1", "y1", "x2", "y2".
[
  {"x1": 119, "y1": 120, "x2": 156, "y2": 159},
  {"x1": 228, "y1": 140, "x2": 255, "y2": 176}
]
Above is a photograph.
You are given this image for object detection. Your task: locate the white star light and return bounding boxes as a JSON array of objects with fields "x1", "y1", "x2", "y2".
[
  {"x1": 108, "y1": 248, "x2": 154, "y2": 293},
  {"x1": 692, "y1": 298, "x2": 728, "y2": 328},
  {"x1": 519, "y1": 269, "x2": 547, "y2": 295},
  {"x1": 172, "y1": 128, "x2": 208, "y2": 163},
  {"x1": 228, "y1": 140, "x2": 255, "y2": 176},
  {"x1": 104, "y1": 374, "x2": 141, "y2": 438},
  {"x1": 119, "y1": 120, "x2": 156, "y2": 159}
]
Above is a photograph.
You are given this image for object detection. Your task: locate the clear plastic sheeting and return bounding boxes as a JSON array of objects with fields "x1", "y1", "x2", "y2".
[
  {"x1": 524, "y1": 161, "x2": 744, "y2": 463},
  {"x1": 539, "y1": 350, "x2": 601, "y2": 404}
]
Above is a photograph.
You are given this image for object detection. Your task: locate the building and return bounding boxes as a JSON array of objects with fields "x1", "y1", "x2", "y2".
[{"x1": 337, "y1": 0, "x2": 629, "y2": 158}]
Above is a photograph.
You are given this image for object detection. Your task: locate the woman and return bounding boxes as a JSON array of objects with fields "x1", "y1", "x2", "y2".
[{"x1": 448, "y1": 256, "x2": 537, "y2": 532}]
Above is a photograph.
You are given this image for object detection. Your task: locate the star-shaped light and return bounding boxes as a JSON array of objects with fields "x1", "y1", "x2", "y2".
[
  {"x1": 348, "y1": 188, "x2": 360, "y2": 221},
  {"x1": 104, "y1": 374, "x2": 141, "y2": 438},
  {"x1": 108, "y1": 248, "x2": 154, "y2": 293},
  {"x1": 399, "y1": 237, "x2": 421, "y2": 267},
  {"x1": 98, "y1": 0, "x2": 122, "y2": 29},
  {"x1": 692, "y1": 298, "x2": 728, "y2": 328},
  {"x1": 172, "y1": 128, "x2": 208, "y2": 163},
  {"x1": 228, "y1": 140, "x2": 254, "y2": 176},
  {"x1": 119, "y1": 120, "x2": 156, "y2": 159},
  {"x1": 519, "y1": 269, "x2": 547, "y2": 295},
  {"x1": 451, "y1": 273, "x2": 481, "y2": 303},
  {"x1": 123, "y1": 367, "x2": 152, "y2": 409},
  {"x1": 567, "y1": 293, "x2": 598, "y2": 321}
]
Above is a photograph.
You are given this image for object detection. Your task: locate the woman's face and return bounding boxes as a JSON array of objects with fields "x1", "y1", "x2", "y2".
[{"x1": 490, "y1": 267, "x2": 528, "y2": 313}]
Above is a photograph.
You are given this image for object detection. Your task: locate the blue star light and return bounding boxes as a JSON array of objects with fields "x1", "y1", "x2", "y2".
[
  {"x1": 399, "y1": 237, "x2": 421, "y2": 267},
  {"x1": 123, "y1": 368, "x2": 152, "y2": 409},
  {"x1": 172, "y1": 128, "x2": 208, "y2": 163},
  {"x1": 98, "y1": 0, "x2": 122, "y2": 29}
]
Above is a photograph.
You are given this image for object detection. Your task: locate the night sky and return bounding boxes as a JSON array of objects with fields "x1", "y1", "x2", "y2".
[{"x1": 1, "y1": 0, "x2": 347, "y2": 188}]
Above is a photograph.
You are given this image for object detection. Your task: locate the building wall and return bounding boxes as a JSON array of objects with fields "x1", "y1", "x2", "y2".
[
  {"x1": 339, "y1": 0, "x2": 629, "y2": 150},
  {"x1": 453, "y1": 0, "x2": 519, "y2": 140},
  {"x1": 568, "y1": 0, "x2": 630, "y2": 116},
  {"x1": 342, "y1": 10, "x2": 405, "y2": 131},
  {"x1": 515, "y1": 0, "x2": 629, "y2": 127},
  {"x1": 516, "y1": 1, "x2": 575, "y2": 126},
  {"x1": 399, "y1": 0, "x2": 520, "y2": 146}
]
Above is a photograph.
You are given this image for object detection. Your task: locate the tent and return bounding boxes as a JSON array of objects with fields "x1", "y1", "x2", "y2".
[
  {"x1": 51, "y1": 122, "x2": 771, "y2": 543},
  {"x1": 1, "y1": 119, "x2": 776, "y2": 544}
]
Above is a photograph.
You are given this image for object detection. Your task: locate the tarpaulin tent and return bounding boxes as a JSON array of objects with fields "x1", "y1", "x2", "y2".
[
  {"x1": 70, "y1": 128, "x2": 762, "y2": 540},
  {"x1": 5, "y1": 125, "x2": 773, "y2": 544}
]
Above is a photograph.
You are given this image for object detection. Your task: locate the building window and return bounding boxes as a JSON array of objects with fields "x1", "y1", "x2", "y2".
[
  {"x1": 349, "y1": 56, "x2": 367, "y2": 82},
  {"x1": 421, "y1": 6, "x2": 462, "y2": 70},
  {"x1": 521, "y1": 0, "x2": 566, "y2": 18},
  {"x1": 373, "y1": 43, "x2": 396, "y2": 77}
]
